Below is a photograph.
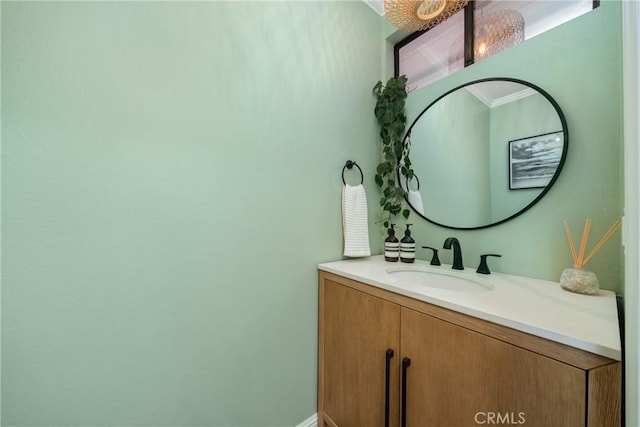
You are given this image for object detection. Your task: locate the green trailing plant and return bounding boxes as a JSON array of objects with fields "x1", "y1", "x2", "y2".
[{"x1": 373, "y1": 75, "x2": 414, "y2": 228}]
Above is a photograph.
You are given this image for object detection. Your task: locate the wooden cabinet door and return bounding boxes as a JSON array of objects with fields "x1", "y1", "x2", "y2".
[
  {"x1": 400, "y1": 307, "x2": 586, "y2": 427},
  {"x1": 319, "y1": 279, "x2": 401, "y2": 427}
]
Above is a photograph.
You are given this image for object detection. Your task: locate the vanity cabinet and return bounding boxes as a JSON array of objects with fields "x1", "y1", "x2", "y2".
[
  {"x1": 319, "y1": 275, "x2": 400, "y2": 426},
  {"x1": 318, "y1": 271, "x2": 621, "y2": 427}
]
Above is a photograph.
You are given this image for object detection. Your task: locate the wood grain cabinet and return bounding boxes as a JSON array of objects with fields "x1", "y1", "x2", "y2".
[{"x1": 318, "y1": 271, "x2": 621, "y2": 427}]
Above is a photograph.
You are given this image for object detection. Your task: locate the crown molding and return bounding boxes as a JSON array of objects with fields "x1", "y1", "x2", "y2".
[
  {"x1": 466, "y1": 85, "x2": 537, "y2": 108},
  {"x1": 363, "y1": 0, "x2": 385, "y2": 16}
]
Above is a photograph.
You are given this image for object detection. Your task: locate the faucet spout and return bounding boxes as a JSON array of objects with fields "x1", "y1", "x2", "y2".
[{"x1": 443, "y1": 237, "x2": 464, "y2": 270}]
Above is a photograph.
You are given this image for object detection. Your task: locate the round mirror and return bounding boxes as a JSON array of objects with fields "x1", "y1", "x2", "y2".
[{"x1": 402, "y1": 77, "x2": 568, "y2": 230}]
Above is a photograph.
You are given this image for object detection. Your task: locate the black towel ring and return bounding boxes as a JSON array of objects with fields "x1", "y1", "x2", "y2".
[
  {"x1": 405, "y1": 174, "x2": 420, "y2": 191},
  {"x1": 342, "y1": 160, "x2": 364, "y2": 185}
]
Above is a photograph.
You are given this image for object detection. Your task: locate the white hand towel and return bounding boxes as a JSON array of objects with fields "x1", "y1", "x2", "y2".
[
  {"x1": 342, "y1": 184, "x2": 371, "y2": 257},
  {"x1": 408, "y1": 189, "x2": 425, "y2": 216}
]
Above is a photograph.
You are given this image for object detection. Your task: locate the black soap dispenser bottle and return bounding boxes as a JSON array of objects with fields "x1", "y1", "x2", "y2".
[
  {"x1": 384, "y1": 224, "x2": 400, "y2": 262},
  {"x1": 400, "y1": 224, "x2": 416, "y2": 263}
]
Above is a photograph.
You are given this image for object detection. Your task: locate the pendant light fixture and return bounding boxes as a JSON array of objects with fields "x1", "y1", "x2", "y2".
[
  {"x1": 384, "y1": 0, "x2": 469, "y2": 32},
  {"x1": 448, "y1": 8, "x2": 525, "y2": 72},
  {"x1": 474, "y1": 9, "x2": 525, "y2": 61}
]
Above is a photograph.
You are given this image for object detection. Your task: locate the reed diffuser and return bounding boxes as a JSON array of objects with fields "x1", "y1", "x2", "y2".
[{"x1": 561, "y1": 218, "x2": 621, "y2": 295}]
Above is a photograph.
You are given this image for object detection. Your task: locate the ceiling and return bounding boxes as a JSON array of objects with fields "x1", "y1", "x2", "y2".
[{"x1": 465, "y1": 80, "x2": 537, "y2": 108}]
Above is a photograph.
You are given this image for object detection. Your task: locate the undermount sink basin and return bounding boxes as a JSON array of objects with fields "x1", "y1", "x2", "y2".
[{"x1": 386, "y1": 267, "x2": 494, "y2": 292}]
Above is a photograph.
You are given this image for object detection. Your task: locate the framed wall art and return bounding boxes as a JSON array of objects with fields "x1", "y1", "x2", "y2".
[{"x1": 509, "y1": 131, "x2": 563, "y2": 190}]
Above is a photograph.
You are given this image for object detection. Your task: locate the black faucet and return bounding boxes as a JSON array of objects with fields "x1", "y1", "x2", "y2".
[
  {"x1": 476, "y1": 254, "x2": 502, "y2": 275},
  {"x1": 443, "y1": 237, "x2": 464, "y2": 270}
]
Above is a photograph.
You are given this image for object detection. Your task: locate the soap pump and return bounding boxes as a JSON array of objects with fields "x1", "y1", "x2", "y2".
[
  {"x1": 384, "y1": 224, "x2": 400, "y2": 262},
  {"x1": 400, "y1": 224, "x2": 416, "y2": 263}
]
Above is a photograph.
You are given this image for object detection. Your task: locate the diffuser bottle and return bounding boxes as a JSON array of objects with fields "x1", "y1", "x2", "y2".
[
  {"x1": 561, "y1": 218, "x2": 621, "y2": 295},
  {"x1": 400, "y1": 224, "x2": 415, "y2": 263},
  {"x1": 560, "y1": 266, "x2": 599, "y2": 295},
  {"x1": 384, "y1": 224, "x2": 399, "y2": 262}
]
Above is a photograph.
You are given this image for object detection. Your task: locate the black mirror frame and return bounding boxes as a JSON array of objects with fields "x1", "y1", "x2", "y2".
[{"x1": 400, "y1": 77, "x2": 569, "y2": 230}]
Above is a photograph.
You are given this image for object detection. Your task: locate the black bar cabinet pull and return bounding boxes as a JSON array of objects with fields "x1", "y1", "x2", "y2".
[
  {"x1": 401, "y1": 357, "x2": 411, "y2": 427},
  {"x1": 384, "y1": 349, "x2": 394, "y2": 427}
]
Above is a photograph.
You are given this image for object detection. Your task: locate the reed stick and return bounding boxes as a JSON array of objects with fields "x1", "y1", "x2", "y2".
[
  {"x1": 576, "y1": 218, "x2": 592, "y2": 268},
  {"x1": 563, "y1": 219, "x2": 578, "y2": 266},
  {"x1": 582, "y1": 220, "x2": 622, "y2": 266}
]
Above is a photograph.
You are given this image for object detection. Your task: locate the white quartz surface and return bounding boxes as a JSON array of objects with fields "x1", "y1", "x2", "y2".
[{"x1": 318, "y1": 256, "x2": 621, "y2": 360}]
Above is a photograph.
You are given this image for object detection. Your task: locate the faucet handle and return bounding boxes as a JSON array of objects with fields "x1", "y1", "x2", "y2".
[
  {"x1": 421, "y1": 246, "x2": 441, "y2": 266},
  {"x1": 476, "y1": 254, "x2": 502, "y2": 275}
]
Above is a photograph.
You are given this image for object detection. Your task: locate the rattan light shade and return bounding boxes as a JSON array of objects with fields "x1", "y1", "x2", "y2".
[
  {"x1": 474, "y1": 9, "x2": 525, "y2": 61},
  {"x1": 384, "y1": 0, "x2": 469, "y2": 32}
]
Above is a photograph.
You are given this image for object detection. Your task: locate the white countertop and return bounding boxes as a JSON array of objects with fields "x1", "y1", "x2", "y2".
[{"x1": 318, "y1": 256, "x2": 621, "y2": 360}]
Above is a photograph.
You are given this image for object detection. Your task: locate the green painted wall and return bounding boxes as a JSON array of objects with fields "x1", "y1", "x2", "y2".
[
  {"x1": 1, "y1": 1, "x2": 626, "y2": 424},
  {"x1": 410, "y1": 89, "x2": 491, "y2": 226},
  {"x1": 1, "y1": 2, "x2": 381, "y2": 425},
  {"x1": 489, "y1": 93, "x2": 563, "y2": 222},
  {"x1": 394, "y1": 2, "x2": 623, "y2": 292}
]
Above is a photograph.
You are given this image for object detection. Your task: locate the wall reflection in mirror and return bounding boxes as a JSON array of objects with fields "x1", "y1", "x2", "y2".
[{"x1": 402, "y1": 78, "x2": 568, "y2": 230}]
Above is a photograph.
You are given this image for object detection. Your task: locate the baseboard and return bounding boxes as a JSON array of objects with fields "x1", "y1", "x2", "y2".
[{"x1": 296, "y1": 413, "x2": 318, "y2": 427}]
